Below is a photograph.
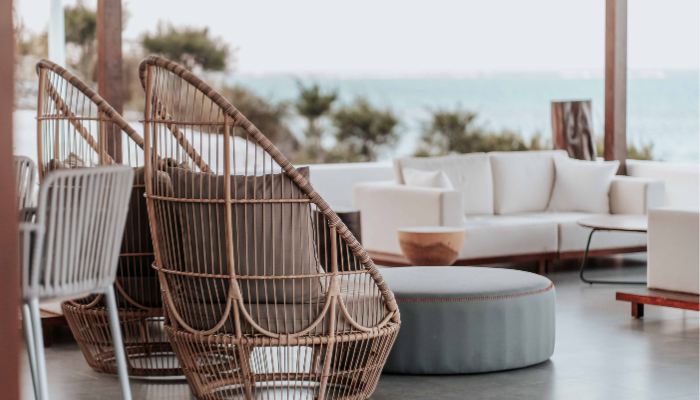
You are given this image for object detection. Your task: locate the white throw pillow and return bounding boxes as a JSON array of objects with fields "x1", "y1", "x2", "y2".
[
  {"x1": 402, "y1": 167, "x2": 454, "y2": 190},
  {"x1": 548, "y1": 157, "x2": 620, "y2": 214}
]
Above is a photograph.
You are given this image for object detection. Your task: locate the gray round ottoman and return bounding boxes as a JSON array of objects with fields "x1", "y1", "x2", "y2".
[{"x1": 381, "y1": 266, "x2": 555, "y2": 374}]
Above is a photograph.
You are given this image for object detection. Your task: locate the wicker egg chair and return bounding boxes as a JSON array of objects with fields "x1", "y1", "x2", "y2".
[
  {"x1": 138, "y1": 55, "x2": 401, "y2": 400},
  {"x1": 35, "y1": 59, "x2": 205, "y2": 377}
]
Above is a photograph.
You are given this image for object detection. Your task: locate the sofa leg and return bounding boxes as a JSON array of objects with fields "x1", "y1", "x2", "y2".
[
  {"x1": 537, "y1": 260, "x2": 548, "y2": 276},
  {"x1": 631, "y1": 302, "x2": 644, "y2": 319}
]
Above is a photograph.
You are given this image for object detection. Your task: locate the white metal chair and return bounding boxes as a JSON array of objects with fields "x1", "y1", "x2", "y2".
[
  {"x1": 14, "y1": 156, "x2": 41, "y2": 400},
  {"x1": 14, "y1": 156, "x2": 36, "y2": 210},
  {"x1": 19, "y1": 166, "x2": 134, "y2": 400}
]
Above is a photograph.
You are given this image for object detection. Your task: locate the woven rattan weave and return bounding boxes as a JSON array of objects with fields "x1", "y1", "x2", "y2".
[{"x1": 139, "y1": 56, "x2": 400, "y2": 400}]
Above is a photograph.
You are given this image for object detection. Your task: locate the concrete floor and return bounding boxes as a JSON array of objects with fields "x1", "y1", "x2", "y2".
[{"x1": 22, "y1": 256, "x2": 699, "y2": 400}]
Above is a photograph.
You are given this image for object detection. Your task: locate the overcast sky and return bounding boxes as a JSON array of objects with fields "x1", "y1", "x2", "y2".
[{"x1": 16, "y1": 0, "x2": 700, "y2": 75}]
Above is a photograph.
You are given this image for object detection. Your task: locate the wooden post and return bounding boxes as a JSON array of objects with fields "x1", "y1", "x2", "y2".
[
  {"x1": 97, "y1": 0, "x2": 123, "y2": 163},
  {"x1": 604, "y1": 0, "x2": 627, "y2": 175},
  {"x1": 0, "y1": 0, "x2": 21, "y2": 398}
]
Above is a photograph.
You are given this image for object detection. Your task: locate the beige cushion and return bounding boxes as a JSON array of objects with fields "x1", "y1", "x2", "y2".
[
  {"x1": 166, "y1": 167, "x2": 323, "y2": 305},
  {"x1": 459, "y1": 215, "x2": 558, "y2": 259},
  {"x1": 402, "y1": 167, "x2": 454, "y2": 189},
  {"x1": 548, "y1": 158, "x2": 619, "y2": 214},
  {"x1": 394, "y1": 153, "x2": 493, "y2": 215},
  {"x1": 516, "y1": 212, "x2": 647, "y2": 252},
  {"x1": 185, "y1": 279, "x2": 384, "y2": 335},
  {"x1": 490, "y1": 150, "x2": 568, "y2": 215}
]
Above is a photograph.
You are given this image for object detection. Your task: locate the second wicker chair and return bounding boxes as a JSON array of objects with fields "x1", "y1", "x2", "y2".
[{"x1": 35, "y1": 60, "x2": 206, "y2": 377}]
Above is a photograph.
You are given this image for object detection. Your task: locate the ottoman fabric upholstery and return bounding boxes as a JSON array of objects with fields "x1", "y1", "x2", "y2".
[{"x1": 381, "y1": 267, "x2": 555, "y2": 374}]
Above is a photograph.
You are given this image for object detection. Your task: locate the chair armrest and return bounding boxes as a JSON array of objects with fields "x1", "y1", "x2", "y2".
[
  {"x1": 353, "y1": 181, "x2": 463, "y2": 255},
  {"x1": 610, "y1": 176, "x2": 665, "y2": 215},
  {"x1": 648, "y1": 207, "x2": 699, "y2": 294}
]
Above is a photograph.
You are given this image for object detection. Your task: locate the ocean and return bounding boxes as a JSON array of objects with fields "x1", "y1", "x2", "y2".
[
  {"x1": 13, "y1": 71, "x2": 699, "y2": 164},
  {"x1": 227, "y1": 70, "x2": 699, "y2": 163}
]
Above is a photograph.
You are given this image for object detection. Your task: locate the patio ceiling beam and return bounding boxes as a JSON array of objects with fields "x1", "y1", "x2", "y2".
[
  {"x1": 604, "y1": 0, "x2": 627, "y2": 174},
  {"x1": 96, "y1": 0, "x2": 123, "y2": 162}
]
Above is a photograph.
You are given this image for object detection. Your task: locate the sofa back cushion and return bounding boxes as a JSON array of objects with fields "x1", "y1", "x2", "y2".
[
  {"x1": 489, "y1": 150, "x2": 568, "y2": 215},
  {"x1": 394, "y1": 153, "x2": 493, "y2": 215}
]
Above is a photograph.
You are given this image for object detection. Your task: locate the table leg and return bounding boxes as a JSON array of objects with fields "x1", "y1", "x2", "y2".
[
  {"x1": 579, "y1": 228, "x2": 646, "y2": 285},
  {"x1": 631, "y1": 302, "x2": 644, "y2": 318}
]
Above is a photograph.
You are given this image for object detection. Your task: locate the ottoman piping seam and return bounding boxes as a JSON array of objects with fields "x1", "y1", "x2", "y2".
[{"x1": 394, "y1": 282, "x2": 554, "y2": 303}]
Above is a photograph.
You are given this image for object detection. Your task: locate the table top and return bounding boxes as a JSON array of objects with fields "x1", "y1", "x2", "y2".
[
  {"x1": 397, "y1": 226, "x2": 467, "y2": 234},
  {"x1": 577, "y1": 215, "x2": 648, "y2": 232}
]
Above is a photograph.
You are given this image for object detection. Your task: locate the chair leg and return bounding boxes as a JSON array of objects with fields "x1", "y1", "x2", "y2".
[
  {"x1": 22, "y1": 303, "x2": 40, "y2": 400},
  {"x1": 104, "y1": 285, "x2": 132, "y2": 400},
  {"x1": 28, "y1": 299, "x2": 50, "y2": 400}
]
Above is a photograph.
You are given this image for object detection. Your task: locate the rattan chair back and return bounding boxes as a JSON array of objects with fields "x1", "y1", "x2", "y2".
[
  {"x1": 139, "y1": 56, "x2": 400, "y2": 400},
  {"x1": 35, "y1": 60, "x2": 188, "y2": 376}
]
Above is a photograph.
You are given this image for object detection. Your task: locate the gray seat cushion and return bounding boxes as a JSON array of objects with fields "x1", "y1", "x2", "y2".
[{"x1": 380, "y1": 266, "x2": 555, "y2": 374}]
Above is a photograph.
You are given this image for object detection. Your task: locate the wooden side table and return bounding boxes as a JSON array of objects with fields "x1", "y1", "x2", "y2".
[{"x1": 397, "y1": 227, "x2": 467, "y2": 266}]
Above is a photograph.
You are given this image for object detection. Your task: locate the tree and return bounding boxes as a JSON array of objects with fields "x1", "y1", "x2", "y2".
[
  {"x1": 596, "y1": 136, "x2": 653, "y2": 161},
  {"x1": 64, "y1": 0, "x2": 97, "y2": 79},
  {"x1": 418, "y1": 108, "x2": 478, "y2": 156},
  {"x1": 329, "y1": 98, "x2": 399, "y2": 163},
  {"x1": 416, "y1": 107, "x2": 550, "y2": 156},
  {"x1": 217, "y1": 85, "x2": 299, "y2": 157},
  {"x1": 295, "y1": 83, "x2": 337, "y2": 163},
  {"x1": 142, "y1": 23, "x2": 230, "y2": 72}
]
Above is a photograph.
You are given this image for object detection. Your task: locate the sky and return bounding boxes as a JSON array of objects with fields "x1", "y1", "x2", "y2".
[{"x1": 15, "y1": 0, "x2": 700, "y2": 76}]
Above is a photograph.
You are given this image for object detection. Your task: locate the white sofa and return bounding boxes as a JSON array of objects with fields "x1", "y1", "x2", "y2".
[
  {"x1": 647, "y1": 207, "x2": 699, "y2": 295},
  {"x1": 354, "y1": 150, "x2": 665, "y2": 268}
]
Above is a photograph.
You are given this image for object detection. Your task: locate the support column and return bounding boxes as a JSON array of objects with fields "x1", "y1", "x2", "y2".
[
  {"x1": 604, "y1": 0, "x2": 627, "y2": 175},
  {"x1": 97, "y1": 0, "x2": 123, "y2": 162},
  {"x1": 48, "y1": 0, "x2": 66, "y2": 66},
  {"x1": 0, "y1": 0, "x2": 21, "y2": 398}
]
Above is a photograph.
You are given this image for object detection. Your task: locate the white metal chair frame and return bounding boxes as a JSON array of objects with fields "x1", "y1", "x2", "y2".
[
  {"x1": 14, "y1": 156, "x2": 36, "y2": 210},
  {"x1": 20, "y1": 166, "x2": 134, "y2": 400}
]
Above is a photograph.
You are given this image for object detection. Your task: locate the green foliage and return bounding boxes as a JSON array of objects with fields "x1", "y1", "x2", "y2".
[
  {"x1": 64, "y1": 0, "x2": 96, "y2": 46},
  {"x1": 216, "y1": 85, "x2": 299, "y2": 156},
  {"x1": 595, "y1": 136, "x2": 654, "y2": 161},
  {"x1": 64, "y1": 0, "x2": 96, "y2": 79},
  {"x1": 296, "y1": 83, "x2": 338, "y2": 121},
  {"x1": 295, "y1": 83, "x2": 338, "y2": 163},
  {"x1": 329, "y1": 98, "x2": 399, "y2": 163},
  {"x1": 627, "y1": 142, "x2": 654, "y2": 160},
  {"x1": 416, "y1": 107, "x2": 550, "y2": 156},
  {"x1": 143, "y1": 23, "x2": 229, "y2": 72}
]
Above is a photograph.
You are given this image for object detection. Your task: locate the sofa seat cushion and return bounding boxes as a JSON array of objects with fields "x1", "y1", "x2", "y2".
[
  {"x1": 394, "y1": 153, "x2": 494, "y2": 215},
  {"x1": 459, "y1": 215, "x2": 558, "y2": 260},
  {"x1": 183, "y1": 280, "x2": 384, "y2": 335},
  {"x1": 490, "y1": 150, "x2": 568, "y2": 215},
  {"x1": 517, "y1": 212, "x2": 647, "y2": 253}
]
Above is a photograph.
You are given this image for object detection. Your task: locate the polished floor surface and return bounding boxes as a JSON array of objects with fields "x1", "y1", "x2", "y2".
[{"x1": 22, "y1": 256, "x2": 699, "y2": 400}]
